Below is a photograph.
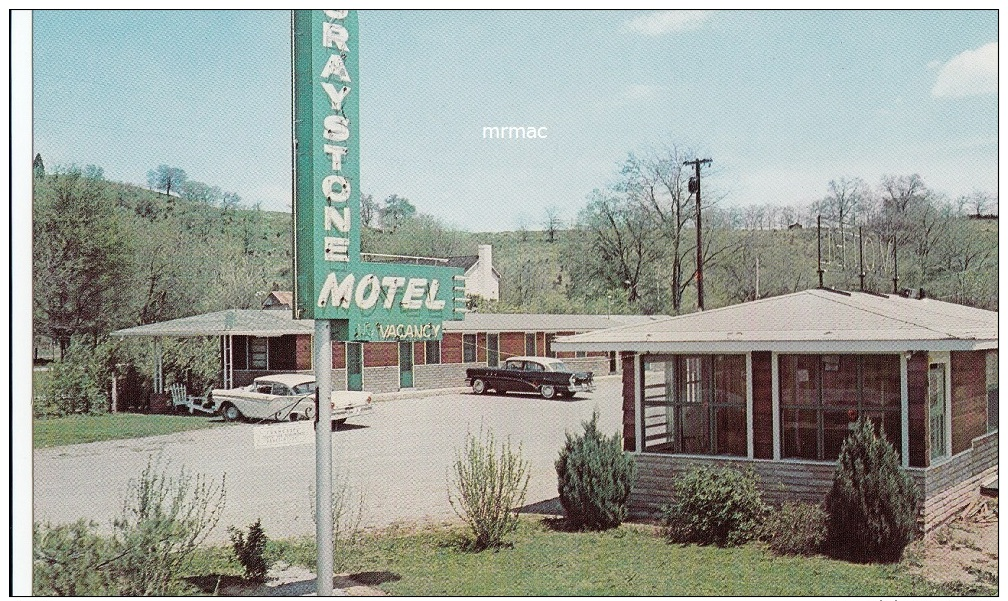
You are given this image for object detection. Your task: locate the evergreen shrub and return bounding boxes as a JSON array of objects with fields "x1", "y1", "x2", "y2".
[
  {"x1": 824, "y1": 417, "x2": 919, "y2": 563},
  {"x1": 555, "y1": 412, "x2": 635, "y2": 530}
]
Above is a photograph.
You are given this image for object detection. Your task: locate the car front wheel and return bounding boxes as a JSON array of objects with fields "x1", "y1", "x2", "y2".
[
  {"x1": 472, "y1": 378, "x2": 487, "y2": 395},
  {"x1": 221, "y1": 403, "x2": 241, "y2": 422},
  {"x1": 540, "y1": 384, "x2": 556, "y2": 399}
]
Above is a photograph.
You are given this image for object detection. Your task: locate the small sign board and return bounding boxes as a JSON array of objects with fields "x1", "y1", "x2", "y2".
[
  {"x1": 253, "y1": 421, "x2": 316, "y2": 449},
  {"x1": 292, "y1": 10, "x2": 463, "y2": 340}
]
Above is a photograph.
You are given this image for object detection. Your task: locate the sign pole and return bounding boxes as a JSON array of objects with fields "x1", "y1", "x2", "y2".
[{"x1": 314, "y1": 319, "x2": 333, "y2": 595}]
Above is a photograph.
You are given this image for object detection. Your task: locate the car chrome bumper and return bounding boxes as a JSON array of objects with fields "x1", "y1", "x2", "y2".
[{"x1": 332, "y1": 403, "x2": 374, "y2": 420}]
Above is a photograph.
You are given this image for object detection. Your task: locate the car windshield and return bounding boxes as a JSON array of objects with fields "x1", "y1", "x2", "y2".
[
  {"x1": 292, "y1": 381, "x2": 317, "y2": 395},
  {"x1": 545, "y1": 361, "x2": 570, "y2": 372}
]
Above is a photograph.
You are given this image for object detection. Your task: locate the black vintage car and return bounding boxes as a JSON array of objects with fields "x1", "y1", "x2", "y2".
[{"x1": 465, "y1": 356, "x2": 595, "y2": 399}]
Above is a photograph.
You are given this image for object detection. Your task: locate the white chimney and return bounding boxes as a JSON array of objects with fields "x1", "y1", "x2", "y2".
[{"x1": 477, "y1": 244, "x2": 498, "y2": 300}]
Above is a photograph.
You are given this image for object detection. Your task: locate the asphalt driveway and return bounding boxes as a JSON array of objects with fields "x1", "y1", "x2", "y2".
[{"x1": 32, "y1": 377, "x2": 623, "y2": 542}]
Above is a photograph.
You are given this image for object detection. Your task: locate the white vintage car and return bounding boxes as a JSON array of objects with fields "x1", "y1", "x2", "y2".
[{"x1": 209, "y1": 373, "x2": 373, "y2": 428}]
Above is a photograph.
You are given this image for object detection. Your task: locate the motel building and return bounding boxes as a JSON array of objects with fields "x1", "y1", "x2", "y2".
[
  {"x1": 553, "y1": 288, "x2": 998, "y2": 531},
  {"x1": 112, "y1": 293, "x2": 666, "y2": 399}
]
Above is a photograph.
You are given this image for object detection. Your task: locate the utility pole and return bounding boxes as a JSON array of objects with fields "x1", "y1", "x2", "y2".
[{"x1": 684, "y1": 157, "x2": 712, "y2": 310}]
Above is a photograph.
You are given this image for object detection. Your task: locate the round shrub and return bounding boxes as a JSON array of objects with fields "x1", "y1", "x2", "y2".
[
  {"x1": 661, "y1": 466, "x2": 768, "y2": 547},
  {"x1": 760, "y1": 501, "x2": 828, "y2": 556},
  {"x1": 555, "y1": 412, "x2": 635, "y2": 530},
  {"x1": 824, "y1": 417, "x2": 919, "y2": 563}
]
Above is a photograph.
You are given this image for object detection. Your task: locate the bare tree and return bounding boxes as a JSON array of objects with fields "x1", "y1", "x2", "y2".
[
  {"x1": 543, "y1": 206, "x2": 562, "y2": 242},
  {"x1": 816, "y1": 177, "x2": 871, "y2": 266},
  {"x1": 619, "y1": 147, "x2": 697, "y2": 311},
  {"x1": 360, "y1": 192, "x2": 378, "y2": 228}
]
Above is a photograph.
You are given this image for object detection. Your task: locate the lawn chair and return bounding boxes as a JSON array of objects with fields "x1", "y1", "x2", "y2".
[{"x1": 168, "y1": 383, "x2": 214, "y2": 414}]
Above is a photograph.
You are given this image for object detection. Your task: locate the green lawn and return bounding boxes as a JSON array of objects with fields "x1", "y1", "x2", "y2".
[
  {"x1": 190, "y1": 519, "x2": 961, "y2": 596},
  {"x1": 34, "y1": 413, "x2": 222, "y2": 448}
]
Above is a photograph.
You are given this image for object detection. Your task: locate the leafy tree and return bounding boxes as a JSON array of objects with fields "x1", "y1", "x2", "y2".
[
  {"x1": 179, "y1": 180, "x2": 222, "y2": 204},
  {"x1": 83, "y1": 164, "x2": 105, "y2": 181},
  {"x1": 33, "y1": 169, "x2": 133, "y2": 352},
  {"x1": 379, "y1": 193, "x2": 416, "y2": 231},
  {"x1": 33, "y1": 152, "x2": 45, "y2": 178},
  {"x1": 147, "y1": 164, "x2": 187, "y2": 197}
]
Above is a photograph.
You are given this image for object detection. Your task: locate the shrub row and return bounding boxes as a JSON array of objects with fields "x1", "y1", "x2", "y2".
[{"x1": 658, "y1": 417, "x2": 919, "y2": 562}]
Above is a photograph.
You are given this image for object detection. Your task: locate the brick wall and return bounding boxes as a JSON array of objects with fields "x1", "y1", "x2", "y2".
[
  {"x1": 442, "y1": 332, "x2": 463, "y2": 363},
  {"x1": 499, "y1": 332, "x2": 525, "y2": 359},
  {"x1": 364, "y1": 342, "x2": 398, "y2": 367},
  {"x1": 413, "y1": 341, "x2": 425, "y2": 366},
  {"x1": 295, "y1": 335, "x2": 312, "y2": 370},
  {"x1": 951, "y1": 350, "x2": 988, "y2": 455},
  {"x1": 414, "y1": 362, "x2": 483, "y2": 389},
  {"x1": 914, "y1": 431, "x2": 998, "y2": 531},
  {"x1": 363, "y1": 366, "x2": 400, "y2": 392},
  {"x1": 331, "y1": 341, "x2": 347, "y2": 369}
]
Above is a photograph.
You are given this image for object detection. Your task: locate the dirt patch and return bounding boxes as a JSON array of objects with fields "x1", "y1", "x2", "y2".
[
  {"x1": 905, "y1": 497, "x2": 998, "y2": 593},
  {"x1": 215, "y1": 562, "x2": 387, "y2": 596}
]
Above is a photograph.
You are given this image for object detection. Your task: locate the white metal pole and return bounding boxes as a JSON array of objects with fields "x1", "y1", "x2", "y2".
[{"x1": 314, "y1": 320, "x2": 333, "y2": 595}]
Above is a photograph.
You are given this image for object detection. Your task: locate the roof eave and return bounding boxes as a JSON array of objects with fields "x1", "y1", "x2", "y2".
[{"x1": 553, "y1": 338, "x2": 998, "y2": 354}]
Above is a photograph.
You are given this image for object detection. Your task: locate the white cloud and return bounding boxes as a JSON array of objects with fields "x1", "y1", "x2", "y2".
[
  {"x1": 622, "y1": 11, "x2": 710, "y2": 36},
  {"x1": 931, "y1": 42, "x2": 997, "y2": 98}
]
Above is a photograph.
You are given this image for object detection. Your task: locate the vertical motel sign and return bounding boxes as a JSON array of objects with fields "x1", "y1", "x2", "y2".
[{"x1": 293, "y1": 10, "x2": 463, "y2": 341}]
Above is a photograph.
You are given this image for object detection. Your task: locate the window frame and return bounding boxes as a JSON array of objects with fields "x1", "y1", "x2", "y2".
[{"x1": 779, "y1": 353, "x2": 902, "y2": 462}]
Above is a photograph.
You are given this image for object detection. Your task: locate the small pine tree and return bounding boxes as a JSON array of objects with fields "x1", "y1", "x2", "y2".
[
  {"x1": 229, "y1": 519, "x2": 271, "y2": 582},
  {"x1": 555, "y1": 412, "x2": 635, "y2": 530},
  {"x1": 824, "y1": 417, "x2": 919, "y2": 563}
]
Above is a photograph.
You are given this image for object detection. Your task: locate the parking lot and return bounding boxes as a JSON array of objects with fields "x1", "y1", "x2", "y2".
[{"x1": 33, "y1": 377, "x2": 623, "y2": 542}]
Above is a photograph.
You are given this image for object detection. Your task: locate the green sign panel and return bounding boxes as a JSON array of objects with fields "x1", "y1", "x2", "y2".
[{"x1": 293, "y1": 10, "x2": 463, "y2": 340}]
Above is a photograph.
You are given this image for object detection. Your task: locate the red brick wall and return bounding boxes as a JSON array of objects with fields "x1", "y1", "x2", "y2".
[
  {"x1": 364, "y1": 342, "x2": 398, "y2": 367},
  {"x1": 499, "y1": 332, "x2": 524, "y2": 359},
  {"x1": 296, "y1": 335, "x2": 312, "y2": 370},
  {"x1": 622, "y1": 352, "x2": 636, "y2": 452},
  {"x1": 413, "y1": 341, "x2": 425, "y2": 366},
  {"x1": 752, "y1": 351, "x2": 773, "y2": 459},
  {"x1": 908, "y1": 352, "x2": 928, "y2": 468},
  {"x1": 951, "y1": 350, "x2": 988, "y2": 456},
  {"x1": 331, "y1": 341, "x2": 347, "y2": 369},
  {"x1": 537, "y1": 332, "x2": 546, "y2": 356},
  {"x1": 442, "y1": 332, "x2": 463, "y2": 364}
]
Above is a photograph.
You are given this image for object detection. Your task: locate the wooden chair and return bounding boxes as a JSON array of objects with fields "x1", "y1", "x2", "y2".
[{"x1": 169, "y1": 383, "x2": 213, "y2": 414}]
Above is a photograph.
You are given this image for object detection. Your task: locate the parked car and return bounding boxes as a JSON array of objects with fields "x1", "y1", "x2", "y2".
[
  {"x1": 465, "y1": 356, "x2": 595, "y2": 399},
  {"x1": 209, "y1": 373, "x2": 373, "y2": 428}
]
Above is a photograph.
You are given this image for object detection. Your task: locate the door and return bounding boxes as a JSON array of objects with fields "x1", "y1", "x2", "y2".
[
  {"x1": 928, "y1": 363, "x2": 947, "y2": 461},
  {"x1": 346, "y1": 342, "x2": 363, "y2": 391},
  {"x1": 399, "y1": 341, "x2": 414, "y2": 389}
]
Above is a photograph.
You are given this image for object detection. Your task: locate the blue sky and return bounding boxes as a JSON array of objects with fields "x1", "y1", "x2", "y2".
[{"x1": 32, "y1": 10, "x2": 998, "y2": 231}]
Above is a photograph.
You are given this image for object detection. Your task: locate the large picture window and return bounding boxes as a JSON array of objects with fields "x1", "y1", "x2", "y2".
[
  {"x1": 779, "y1": 354, "x2": 901, "y2": 461},
  {"x1": 642, "y1": 354, "x2": 746, "y2": 456}
]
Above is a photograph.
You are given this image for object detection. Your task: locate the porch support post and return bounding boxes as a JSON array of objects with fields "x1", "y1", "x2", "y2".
[
  {"x1": 771, "y1": 351, "x2": 781, "y2": 460},
  {"x1": 746, "y1": 352, "x2": 754, "y2": 459},
  {"x1": 634, "y1": 353, "x2": 643, "y2": 453},
  {"x1": 153, "y1": 338, "x2": 163, "y2": 394},
  {"x1": 900, "y1": 352, "x2": 909, "y2": 468}
]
